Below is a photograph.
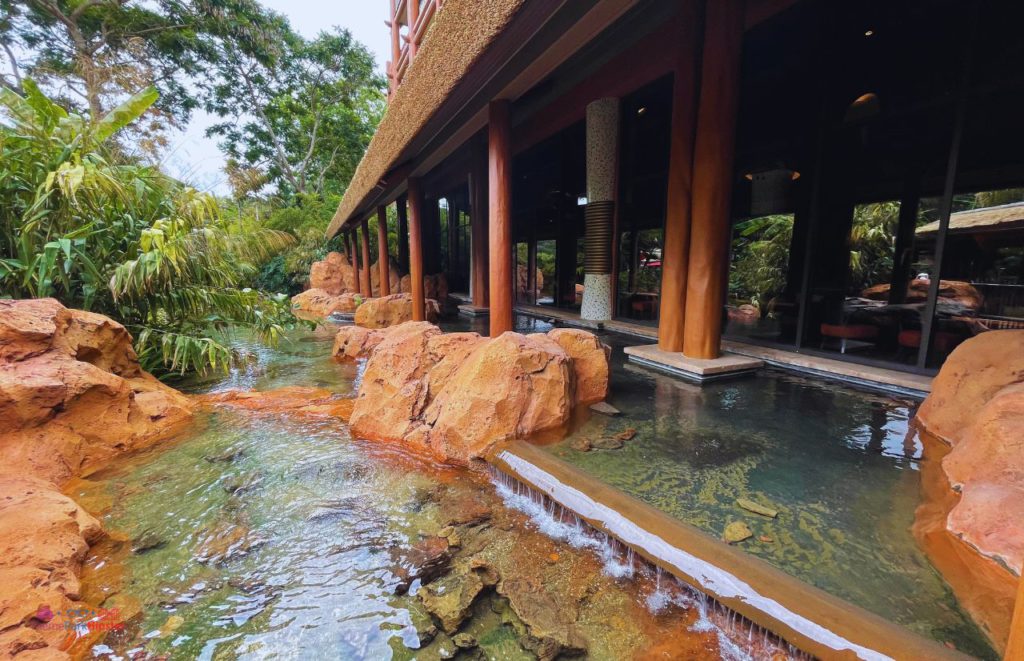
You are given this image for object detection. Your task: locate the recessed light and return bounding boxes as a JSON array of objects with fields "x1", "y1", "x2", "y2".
[
  {"x1": 864, "y1": 29, "x2": 874, "y2": 37},
  {"x1": 637, "y1": 106, "x2": 647, "y2": 116}
]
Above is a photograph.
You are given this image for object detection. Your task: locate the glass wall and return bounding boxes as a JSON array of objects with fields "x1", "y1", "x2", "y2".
[{"x1": 722, "y1": 0, "x2": 1023, "y2": 373}]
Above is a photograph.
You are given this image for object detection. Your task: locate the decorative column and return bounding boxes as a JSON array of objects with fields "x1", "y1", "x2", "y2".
[
  {"x1": 376, "y1": 206, "x2": 391, "y2": 297},
  {"x1": 657, "y1": 0, "x2": 701, "y2": 352},
  {"x1": 682, "y1": 0, "x2": 744, "y2": 359},
  {"x1": 580, "y1": 97, "x2": 620, "y2": 321},
  {"x1": 397, "y1": 194, "x2": 409, "y2": 273},
  {"x1": 359, "y1": 217, "x2": 372, "y2": 298},
  {"x1": 488, "y1": 100, "x2": 513, "y2": 336},
  {"x1": 407, "y1": 178, "x2": 426, "y2": 321}
]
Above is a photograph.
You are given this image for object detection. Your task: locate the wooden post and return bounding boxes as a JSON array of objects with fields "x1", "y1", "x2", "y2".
[
  {"x1": 470, "y1": 146, "x2": 489, "y2": 308},
  {"x1": 682, "y1": 0, "x2": 744, "y2": 359},
  {"x1": 397, "y1": 194, "x2": 410, "y2": 273},
  {"x1": 407, "y1": 178, "x2": 426, "y2": 321},
  {"x1": 657, "y1": 1, "x2": 701, "y2": 353},
  {"x1": 377, "y1": 206, "x2": 391, "y2": 297},
  {"x1": 360, "y1": 217, "x2": 373, "y2": 298},
  {"x1": 348, "y1": 231, "x2": 360, "y2": 292},
  {"x1": 1008, "y1": 573, "x2": 1024, "y2": 660},
  {"x1": 488, "y1": 100, "x2": 513, "y2": 336}
]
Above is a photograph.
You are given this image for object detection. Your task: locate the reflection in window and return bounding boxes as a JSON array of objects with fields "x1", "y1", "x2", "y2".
[
  {"x1": 616, "y1": 229, "x2": 662, "y2": 322},
  {"x1": 726, "y1": 214, "x2": 796, "y2": 342}
]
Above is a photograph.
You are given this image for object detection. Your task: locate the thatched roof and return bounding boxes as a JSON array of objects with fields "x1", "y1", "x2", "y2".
[
  {"x1": 327, "y1": 0, "x2": 527, "y2": 238},
  {"x1": 917, "y1": 201, "x2": 1024, "y2": 237}
]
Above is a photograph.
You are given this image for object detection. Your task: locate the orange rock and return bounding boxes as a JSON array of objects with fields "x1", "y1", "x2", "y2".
[
  {"x1": 332, "y1": 325, "x2": 387, "y2": 361},
  {"x1": 200, "y1": 386, "x2": 354, "y2": 421},
  {"x1": 309, "y1": 251, "x2": 356, "y2": 295},
  {"x1": 369, "y1": 256, "x2": 404, "y2": 297},
  {"x1": 423, "y1": 332, "x2": 573, "y2": 464},
  {"x1": 916, "y1": 331, "x2": 1024, "y2": 445},
  {"x1": 0, "y1": 298, "x2": 195, "y2": 658},
  {"x1": 291, "y1": 288, "x2": 361, "y2": 318},
  {"x1": 547, "y1": 328, "x2": 610, "y2": 404},
  {"x1": 354, "y1": 293, "x2": 440, "y2": 329},
  {"x1": 349, "y1": 322, "x2": 443, "y2": 443},
  {"x1": 397, "y1": 273, "x2": 449, "y2": 302}
]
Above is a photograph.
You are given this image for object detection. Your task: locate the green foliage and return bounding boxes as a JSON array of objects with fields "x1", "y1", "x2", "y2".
[
  {"x1": 847, "y1": 201, "x2": 900, "y2": 291},
  {"x1": 197, "y1": 2, "x2": 385, "y2": 198},
  {"x1": 0, "y1": 82, "x2": 295, "y2": 376},
  {"x1": 729, "y1": 215, "x2": 793, "y2": 312}
]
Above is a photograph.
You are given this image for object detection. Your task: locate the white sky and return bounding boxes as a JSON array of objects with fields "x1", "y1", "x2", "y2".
[{"x1": 161, "y1": 1, "x2": 391, "y2": 195}]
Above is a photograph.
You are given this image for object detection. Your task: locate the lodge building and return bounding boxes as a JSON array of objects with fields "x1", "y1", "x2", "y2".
[{"x1": 328, "y1": 0, "x2": 1024, "y2": 388}]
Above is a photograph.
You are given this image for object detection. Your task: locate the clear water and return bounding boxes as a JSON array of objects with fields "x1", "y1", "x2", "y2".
[
  {"x1": 72, "y1": 322, "x2": 733, "y2": 660},
  {"x1": 536, "y1": 330, "x2": 996, "y2": 659}
]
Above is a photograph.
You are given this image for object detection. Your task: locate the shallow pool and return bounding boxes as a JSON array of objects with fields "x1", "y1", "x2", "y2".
[{"x1": 536, "y1": 330, "x2": 995, "y2": 658}]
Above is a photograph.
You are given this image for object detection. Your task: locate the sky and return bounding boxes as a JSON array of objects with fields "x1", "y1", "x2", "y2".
[{"x1": 162, "y1": 1, "x2": 391, "y2": 195}]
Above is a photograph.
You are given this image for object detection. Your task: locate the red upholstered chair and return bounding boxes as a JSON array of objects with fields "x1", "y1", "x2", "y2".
[
  {"x1": 820, "y1": 323, "x2": 879, "y2": 354},
  {"x1": 897, "y1": 329, "x2": 964, "y2": 355}
]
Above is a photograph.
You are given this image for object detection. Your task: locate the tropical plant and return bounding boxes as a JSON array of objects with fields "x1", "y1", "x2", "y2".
[
  {"x1": 0, "y1": 81, "x2": 295, "y2": 375},
  {"x1": 729, "y1": 214, "x2": 793, "y2": 312}
]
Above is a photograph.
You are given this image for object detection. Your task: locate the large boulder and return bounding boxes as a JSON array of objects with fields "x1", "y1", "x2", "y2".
[
  {"x1": 916, "y1": 331, "x2": 1024, "y2": 577},
  {"x1": 354, "y1": 293, "x2": 440, "y2": 329},
  {"x1": 0, "y1": 298, "x2": 195, "y2": 659},
  {"x1": 370, "y1": 256, "x2": 404, "y2": 297},
  {"x1": 309, "y1": 251, "x2": 356, "y2": 295},
  {"x1": 348, "y1": 323, "x2": 605, "y2": 465},
  {"x1": 332, "y1": 326, "x2": 387, "y2": 362},
  {"x1": 548, "y1": 328, "x2": 610, "y2": 404},
  {"x1": 291, "y1": 289, "x2": 361, "y2": 318},
  {"x1": 398, "y1": 273, "x2": 449, "y2": 303},
  {"x1": 0, "y1": 299, "x2": 194, "y2": 484}
]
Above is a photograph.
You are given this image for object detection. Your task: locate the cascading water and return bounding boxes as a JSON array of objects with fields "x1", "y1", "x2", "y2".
[{"x1": 489, "y1": 466, "x2": 813, "y2": 661}]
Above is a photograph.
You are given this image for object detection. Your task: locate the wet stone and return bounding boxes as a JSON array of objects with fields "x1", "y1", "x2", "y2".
[
  {"x1": 204, "y1": 446, "x2": 244, "y2": 463},
  {"x1": 419, "y1": 566, "x2": 488, "y2": 634},
  {"x1": 724, "y1": 521, "x2": 754, "y2": 544},
  {"x1": 453, "y1": 633, "x2": 477, "y2": 649},
  {"x1": 570, "y1": 437, "x2": 593, "y2": 452},
  {"x1": 590, "y1": 437, "x2": 624, "y2": 451},
  {"x1": 588, "y1": 401, "x2": 620, "y2": 416},
  {"x1": 391, "y1": 536, "x2": 453, "y2": 596},
  {"x1": 131, "y1": 528, "x2": 166, "y2": 554}
]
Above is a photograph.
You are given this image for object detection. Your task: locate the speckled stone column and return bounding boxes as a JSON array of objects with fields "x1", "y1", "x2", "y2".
[{"x1": 581, "y1": 98, "x2": 619, "y2": 321}]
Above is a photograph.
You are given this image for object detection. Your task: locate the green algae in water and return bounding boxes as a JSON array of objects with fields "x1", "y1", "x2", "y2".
[{"x1": 546, "y1": 337, "x2": 998, "y2": 659}]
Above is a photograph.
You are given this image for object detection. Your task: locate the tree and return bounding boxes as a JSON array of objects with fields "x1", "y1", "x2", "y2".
[
  {"x1": 0, "y1": 0, "x2": 211, "y2": 154},
  {"x1": 199, "y1": 2, "x2": 385, "y2": 198},
  {"x1": 0, "y1": 81, "x2": 296, "y2": 375}
]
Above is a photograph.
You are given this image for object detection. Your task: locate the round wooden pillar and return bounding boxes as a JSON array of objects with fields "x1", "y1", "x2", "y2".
[
  {"x1": 407, "y1": 178, "x2": 426, "y2": 321},
  {"x1": 348, "y1": 231, "x2": 359, "y2": 292},
  {"x1": 488, "y1": 100, "x2": 513, "y2": 336},
  {"x1": 657, "y1": 1, "x2": 701, "y2": 353},
  {"x1": 682, "y1": 0, "x2": 744, "y2": 359},
  {"x1": 359, "y1": 217, "x2": 373, "y2": 298},
  {"x1": 470, "y1": 147, "x2": 490, "y2": 309},
  {"x1": 376, "y1": 206, "x2": 391, "y2": 297}
]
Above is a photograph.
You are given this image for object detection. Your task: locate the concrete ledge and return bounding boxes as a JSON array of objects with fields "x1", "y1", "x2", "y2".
[
  {"x1": 624, "y1": 344, "x2": 762, "y2": 382},
  {"x1": 458, "y1": 304, "x2": 490, "y2": 317}
]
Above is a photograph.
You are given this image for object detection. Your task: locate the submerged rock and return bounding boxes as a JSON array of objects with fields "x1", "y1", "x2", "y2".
[
  {"x1": 497, "y1": 575, "x2": 587, "y2": 660},
  {"x1": 420, "y1": 566, "x2": 488, "y2": 634},
  {"x1": 200, "y1": 386, "x2": 354, "y2": 421},
  {"x1": 724, "y1": 521, "x2": 753, "y2": 544},
  {"x1": 354, "y1": 293, "x2": 440, "y2": 329},
  {"x1": 391, "y1": 536, "x2": 453, "y2": 595},
  {"x1": 736, "y1": 498, "x2": 778, "y2": 519}
]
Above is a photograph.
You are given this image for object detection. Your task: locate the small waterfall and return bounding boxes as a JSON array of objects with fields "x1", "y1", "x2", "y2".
[{"x1": 489, "y1": 466, "x2": 814, "y2": 661}]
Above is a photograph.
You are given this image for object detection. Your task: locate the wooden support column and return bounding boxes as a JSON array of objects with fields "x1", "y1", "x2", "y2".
[
  {"x1": 406, "y1": 0, "x2": 420, "y2": 58},
  {"x1": 407, "y1": 178, "x2": 426, "y2": 321},
  {"x1": 376, "y1": 206, "x2": 391, "y2": 297},
  {"x1": 469, "y1": 152, "x2": 489, "y2": 308},
  {"x1": 682, "y1": 0, "x2": 744, "y2": 359},
  {"x1": 359, "y1": 217, "x2": 373, "y2": 298},
  {"x1": 348, "y1": 231, "x2": 360, "y2": 291},
  {"x1": 397, "y1": 194, "x2": 410, "y2": 273},
  {"x1": 657, "y1": 1, "x2": 701, "y2": 352},
  {"x1": 488, "y1": 100, "x2": 513, "y2": 336},
  {"x1": 1006, "y1": 573, "x2": 1024, "y2": 660}
]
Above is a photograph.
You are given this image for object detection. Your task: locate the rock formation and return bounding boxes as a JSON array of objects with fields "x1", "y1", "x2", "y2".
[
  {"x1": 354, "y1": 293, "x2": 440, "y2": 329},
  {"x1": 369, "y1": 256, "x2": 403, "y2": 297},
  {"x1": 0, "y1": 298, "x2": 195, "y2": 658},
  {"x1": 341, "y1": 321, "x2": 610, "y2": 465},
  {"x1": 309, "y1": 251, "x2": 356, "y2": 295},
  {"x1": 200, "y1": 386, "x2": 355, "y2": 422},
  {"x1": 916, "y1": 330, "x2": 1024, "y2": 577},
  {"x1": 291, "y1": 289, "x2": 361, "y2": 318},
  {"x1": 398, "y1": 272, "x2": 449, "y2": 303}
]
